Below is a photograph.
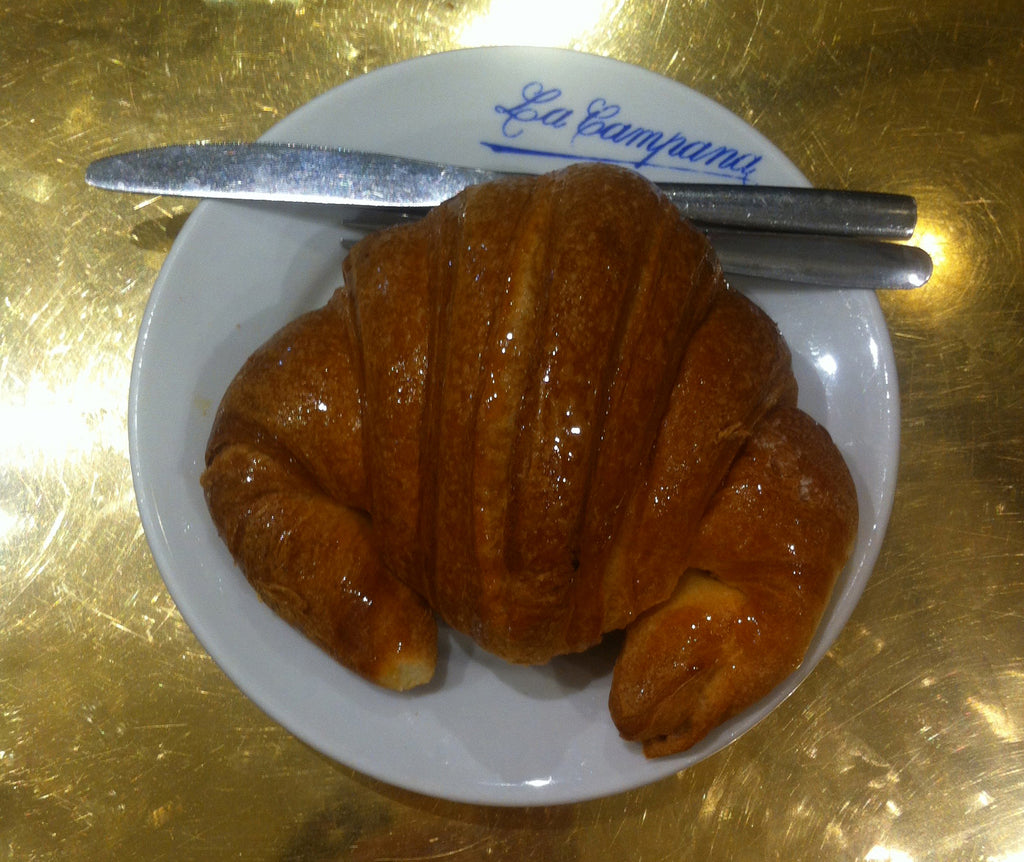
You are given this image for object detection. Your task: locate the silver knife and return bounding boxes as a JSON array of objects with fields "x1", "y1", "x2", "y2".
[
  {"x1": 87, "y1": 142, "x2": 917, "y2": 237},
  {"x1": 85, "y1": 142, "x2": 932, "y2": 289}
]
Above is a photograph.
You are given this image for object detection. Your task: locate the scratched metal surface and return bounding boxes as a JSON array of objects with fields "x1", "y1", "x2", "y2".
[{"x1": 1, "y1": 0, "x2": 1022, "y2": 859}]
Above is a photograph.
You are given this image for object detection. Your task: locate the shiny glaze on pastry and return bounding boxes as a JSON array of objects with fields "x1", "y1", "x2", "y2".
[{"x1": 201, "y1": 163, "x2": 857, "y2": 754}]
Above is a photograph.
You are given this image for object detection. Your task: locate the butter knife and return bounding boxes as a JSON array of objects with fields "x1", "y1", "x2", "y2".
[{"x1": 86, "y1": 142, "x2": 918, "y2": 239}]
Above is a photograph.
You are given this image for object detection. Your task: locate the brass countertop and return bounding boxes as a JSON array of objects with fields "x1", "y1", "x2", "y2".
[{"x1": 2, "y1": 1, "x2": 1021, "y2": 858}]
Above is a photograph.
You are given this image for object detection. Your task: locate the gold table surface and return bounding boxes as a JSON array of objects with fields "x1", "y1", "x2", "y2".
[{"x1": 2, "y1": 0, "x2": 1021, "y2": 858}]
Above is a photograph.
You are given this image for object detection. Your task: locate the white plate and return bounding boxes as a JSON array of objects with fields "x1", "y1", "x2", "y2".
[{"x1": 129, "y1": 47, "x2": 899, "y2": 806}]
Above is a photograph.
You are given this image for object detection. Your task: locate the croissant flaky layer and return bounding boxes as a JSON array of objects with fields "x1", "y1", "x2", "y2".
[{"x1": 201, "y1": 163, "x2": 858, "y2": 755}]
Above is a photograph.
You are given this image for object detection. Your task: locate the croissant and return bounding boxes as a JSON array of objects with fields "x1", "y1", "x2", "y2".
[{"x1": 201, "y1": 163, "x2": 858, "y2": 756}]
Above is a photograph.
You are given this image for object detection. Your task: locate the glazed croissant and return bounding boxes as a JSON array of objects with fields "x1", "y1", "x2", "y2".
[{"x1": 201, "y1": 163, "x2": 858, "y2": 756}]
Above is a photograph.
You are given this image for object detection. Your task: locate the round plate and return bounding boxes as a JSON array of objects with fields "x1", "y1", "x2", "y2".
[{"x1": 128, "y1": 47, "x2": 899, "y2": 806}]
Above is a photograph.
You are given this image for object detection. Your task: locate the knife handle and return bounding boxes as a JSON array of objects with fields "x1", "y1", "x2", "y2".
[
  {"x1": 668, "y1": 184, "x2": 917, "y2": 240},
  {"x1": 705, "y1": 229, "x2": 932, "y2": 290}
]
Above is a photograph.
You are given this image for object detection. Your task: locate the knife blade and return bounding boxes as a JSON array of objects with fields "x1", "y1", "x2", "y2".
[{"x1": 85, "y1": 142, "x2": 918, "y2": 240}]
